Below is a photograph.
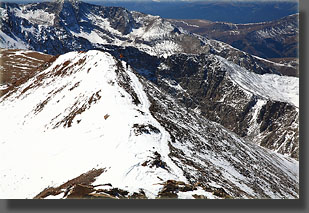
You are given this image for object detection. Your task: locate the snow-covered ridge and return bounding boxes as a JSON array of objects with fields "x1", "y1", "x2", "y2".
[
  {"x1": 218, "y1": 56, "x2": 299, "y2": 108},
  {"x1": 0, "y1": 50, "x2": 188, "y2": 198},
  {"x1": 0, "y1": 50, "x2": 299, "y2": 199}
]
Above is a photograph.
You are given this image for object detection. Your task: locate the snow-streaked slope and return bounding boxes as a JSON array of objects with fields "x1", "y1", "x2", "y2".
[
  {"x1": 0, "y1": 31, "x2": 29, "y2": 50},
  {"x1": 218, "y1": 56, "x2": 299, "y2": 108},
  {"x1": 141, "y1": 75, "x2": 299, "y2": 199},
  {"x1": 170, "y1": 14, "x2": 298, "y2": 60},
  {"x1": 142, "y1": 52, "x2": 298, "y2": 158},
  {"x1": 0, "y1": 1, "x2": 184, "y2": 57},
  {"x1": 15, "y1": 6, "x2": 55, "y2": 26},
  {"x1": 0, "y1": 50, "x2": 298, "y2": 199}
]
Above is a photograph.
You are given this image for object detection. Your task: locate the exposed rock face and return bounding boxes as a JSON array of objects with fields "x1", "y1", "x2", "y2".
[
  {"x1": 141, "y1": 72, "x2": 298, "y2": 198},
  {"x1": 155, "y1": 54, "x2": 299, "y2": 160}
]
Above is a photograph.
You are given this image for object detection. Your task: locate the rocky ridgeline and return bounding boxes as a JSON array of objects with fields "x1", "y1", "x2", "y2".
[{"x1": 34, "y1": 168, "x2": 231, "y2": 199}]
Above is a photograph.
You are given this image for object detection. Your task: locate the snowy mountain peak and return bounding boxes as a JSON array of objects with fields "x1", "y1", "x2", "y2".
[
  {"x1": 1, "y1": 50, "x2": 141, "y2": 130},
  {"x1": 55, "y1": 0, "x2": 80, "y2": 4},
  {"x1": 57, "y1": 0, "x2": 81, "y2": 9}
]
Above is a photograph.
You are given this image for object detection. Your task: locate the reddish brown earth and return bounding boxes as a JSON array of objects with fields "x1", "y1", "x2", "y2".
[
  {"x1": 34, "y1": 169, "x2": 230, "y2": 199},
  {"x1": 0, "y1": 48, "x2": 55, "y2": 97},
  {"x1": 34, "y1": 168, "x2": 106, "y2": 199}
]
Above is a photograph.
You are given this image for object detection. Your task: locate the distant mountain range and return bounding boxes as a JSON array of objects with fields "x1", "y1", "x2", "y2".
[
  {"x1": 89, "y1": 0, "x2": 298, "y2": 24},
  {"x1": 0, "y1": 0, "x2": 299, "y2": 199},
  {"x1": 170, "y1": 14, "x2": 299, "y2": 64}
]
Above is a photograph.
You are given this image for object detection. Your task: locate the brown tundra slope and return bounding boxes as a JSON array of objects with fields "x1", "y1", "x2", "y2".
[{"x1": 0, "y1": 48, "x2": 55, "y2": 96}]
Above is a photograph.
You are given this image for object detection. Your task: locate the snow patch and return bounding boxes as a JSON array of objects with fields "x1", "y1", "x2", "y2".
[
  {"x1": 0, "y1": 31, "x2": 29, "y2": 50},
  {"x1": 15, "y1": 8, "x2": 55, "y2": 26},
  {"x1": 218, "y1": 56, "x2": 299, "y2": 108}
]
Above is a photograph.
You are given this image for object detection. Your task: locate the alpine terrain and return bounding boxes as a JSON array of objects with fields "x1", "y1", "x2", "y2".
[
  {"x1": 0, "y1": 0, "x2": 299, "y2": 199},
  {"x1": 170, "y1": 13, "x2": 299, "y2": 76}
]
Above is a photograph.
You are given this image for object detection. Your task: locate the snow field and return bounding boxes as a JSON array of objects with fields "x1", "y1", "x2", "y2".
[{"x1": 0, "y1": 50, "x2": 187, "y2": 198}]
